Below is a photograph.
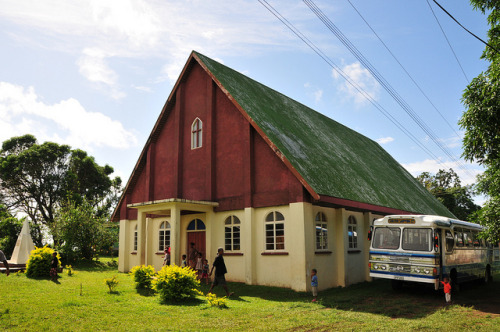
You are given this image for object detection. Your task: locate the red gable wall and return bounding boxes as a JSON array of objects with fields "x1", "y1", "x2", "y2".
[{"x1": 115, "y1": 60, "x2": 310, "y2": 220}]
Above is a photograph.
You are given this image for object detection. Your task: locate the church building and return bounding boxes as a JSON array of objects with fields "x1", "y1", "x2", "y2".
[{"x1": 111, "y1": 51, "x2": 453, "y2": 292}]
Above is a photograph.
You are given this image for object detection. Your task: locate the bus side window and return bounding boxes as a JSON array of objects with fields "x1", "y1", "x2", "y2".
[
  {"x1": 445, "y1": 230, "x2": 454, "y2": 252},
  {"x1": 455, "y1": 229, "x2": 464, "y2": 247},
  {"x1": 472, "y1": 231, "x2": 480, "y2": 247}
]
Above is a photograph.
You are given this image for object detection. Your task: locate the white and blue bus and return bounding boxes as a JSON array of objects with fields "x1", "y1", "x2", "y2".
[{"x1": 368, "y1": 215, "x2": 500, "y2": 290}]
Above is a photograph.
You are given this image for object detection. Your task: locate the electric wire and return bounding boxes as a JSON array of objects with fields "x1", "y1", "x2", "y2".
[
  {"x1": 302, "y1": 0, "x2": 475, "y2": 179},
  {"x1": 431, "y1": 0, "x2": 500, "y2": 55},
  {"x1": 257, "y1": 0, "x2": 443, "y2": 163},
  {"x1": 346, "y1": 0, "x2": 461, "y2": 138},
  {"x1": 426, "y1": 0, "x2": 469, "y2": 83}
]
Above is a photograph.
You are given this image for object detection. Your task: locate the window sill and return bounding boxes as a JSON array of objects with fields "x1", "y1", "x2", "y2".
[
  {"x1": 261, "y1": 252, "x2": 289, "y2": 256},
  {"x1": 224, "y1": 252, "x2": 244, "y2": 256},
  {"x1": 131, "y1": 252, "x2": 137, "y2": 255},
  {"x1": 315, "y1": 251, "x2": 332, "y2": 255},
  {"x1": 348, "y1": 250, "x2": 361, "y2": 254},
  {"x1": 155, "y1": 252, "x2": 165, "y2": 255}
]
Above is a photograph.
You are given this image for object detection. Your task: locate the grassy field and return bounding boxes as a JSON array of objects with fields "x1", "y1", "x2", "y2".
[{"x1": 1, "y1": 259, "x2": 499, "y2": 331}]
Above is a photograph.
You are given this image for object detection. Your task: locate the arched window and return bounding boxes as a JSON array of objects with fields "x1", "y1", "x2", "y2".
[
  {"x1": 191, "y1": 118, "x2": 203, "y2": 149},
  {"x1": 265, "y1": 211, "x2": 285, "y2": 250},
  {"x1": 133, "y1": 225, "x2": 138, "y2": 251},
  {"x1": 187, "y1": 218, "x2": 206, "y2": 230},
  {"x1": 159, "y1": 221, "x2": 171, "y2": 251},
  {"x1": 225, "y1": 216, "x2": 241, "y2": 251},
  {"x1": 348, "y1": 216, "x2": 358, "y2": 249},
  {"x1": 315, "y1": 212, "x2": 328, "y2": 250}
]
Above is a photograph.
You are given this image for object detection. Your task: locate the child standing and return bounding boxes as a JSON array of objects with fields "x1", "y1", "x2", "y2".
[
  {"x1": 181, "y1": 254, "x2": 187, "y2": 267},
  {"x1": 201, "y1": 259, "x2": 210, "y2": 285},
  {"x1": 440, "y1": 277, "x2": 452, "y2": 304},
  {"x1": 195, "y1": 252, "x2": 203, "y2": 278},
  {"x1": 311, "y1": 268, "x2": 318, "y2": 302}
]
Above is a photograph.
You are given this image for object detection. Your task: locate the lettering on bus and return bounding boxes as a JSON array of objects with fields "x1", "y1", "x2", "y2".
[{"x1": 388, "y1": 218, "x2": 416, "y2": 224}]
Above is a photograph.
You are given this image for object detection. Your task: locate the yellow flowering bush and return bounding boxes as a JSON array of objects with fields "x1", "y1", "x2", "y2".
[
  {"x1": 153, "y1": 265, "x2": 200, "y2": 302},
  {"x1": 104, "y1": 275, "x2": 119, "y2": 293},
  {"x1": 206, "y1": 293, "x2": 228, "y2": 308},
  {"x1": 130, "y1": 265, "x2": 156, "y2": 290},
  {"x1": 26, "y1": 246, "x2": 60, "y2": 278}
]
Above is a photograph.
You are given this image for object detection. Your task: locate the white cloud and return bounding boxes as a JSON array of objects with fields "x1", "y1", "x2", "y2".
[
  {"x1": 376, "y1": 137, "x2": 394, "y2": 144},
  {"x1": 0, "y1": 0, "x2": 305, "y2": 86},
  {"x1": 332, "y1": 62, "x2": 380, "y2": 105},
  {"x1": 402, "y1": 158, "x2": 482, "y2": 186},
  {"x1": 0, "y1": 82, "x2": 137, "y2": 150}
]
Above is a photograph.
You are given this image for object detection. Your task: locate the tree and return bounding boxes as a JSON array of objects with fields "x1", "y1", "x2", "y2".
[
  {"x1": 52, "y1": 198, "x2": 115, "y2": 262},
  {"x1": 460, "y1": 1, "x2": 500, "y2": 243},
  {"x1": 0, "y1": 134, "x2": 121, "y2": 244},
  {"x1": 416, "y1": 169, "x2": 480, "y2": 221},
  {"x1": 0, "y1": 205, "x2": 22, "y2": 258}
]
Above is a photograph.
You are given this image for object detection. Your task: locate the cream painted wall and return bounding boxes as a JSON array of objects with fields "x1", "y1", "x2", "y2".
[{"x1": 118, "y1": 202, "x2": 378, "y2": 290}]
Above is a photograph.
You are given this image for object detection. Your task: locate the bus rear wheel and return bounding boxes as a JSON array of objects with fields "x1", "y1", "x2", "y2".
[{"x1": 485, "y1": 266, "x2": 492, "y2": 283}]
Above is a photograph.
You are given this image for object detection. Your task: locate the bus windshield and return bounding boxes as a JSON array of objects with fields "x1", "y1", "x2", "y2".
[
  {"x1": 372, "y1": 227, "x2": 401, "y2": 249},
  {"x1": 402, "y1": 228, "x2": 432, "y2": 251}
]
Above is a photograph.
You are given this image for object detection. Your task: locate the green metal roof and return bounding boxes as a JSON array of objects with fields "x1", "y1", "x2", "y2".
[{"x1": 194, "y1": 51, "x2": 454, "y2": 218}]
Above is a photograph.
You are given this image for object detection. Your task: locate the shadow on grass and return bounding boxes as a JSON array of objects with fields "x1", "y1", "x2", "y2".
[
  {"x1": 160, "y1": 297, "x2": 206, "y2": 307},
  {"x1": 211, "y1": 275, "x2": 500, "y2": 319},
  {"x1": 136, "y1": 288, "x2": 156, "y2": 297},
  {"x1": 70, "y1": 258, "x2": 118, "y2": 272}
]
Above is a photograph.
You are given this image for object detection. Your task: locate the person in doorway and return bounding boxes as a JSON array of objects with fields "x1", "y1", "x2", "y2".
[
  {"x1": 181, "y1": 254, "x2": 187, "y2": 268},
  {"x1": 188, "y1": 242, "x2": 199, "y2": 268},
  {"x1": 201, "y1": 259, "x2": 210, "y2": 285},
  {"x1": 208, "y1": 248, "x2": 233, "y2": 297},
  {"x1": 0, "y1": 249, "x2": 10, "y2": 276},
  {"x1": 440, "y1": 277, "x2": 452, "y2": 304},
  {"x1": 311, "y1": 269, "x2": 318, "y2": 302}
]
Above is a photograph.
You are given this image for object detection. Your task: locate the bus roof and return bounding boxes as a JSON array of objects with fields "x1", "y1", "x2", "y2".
[{"x1": 373, "y1": 215, "x2": 484, "y2": 230}]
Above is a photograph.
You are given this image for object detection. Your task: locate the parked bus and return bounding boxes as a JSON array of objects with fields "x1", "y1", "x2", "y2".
[{"x1": 368, "y1": 215, "x2": 500, "y2": 290}]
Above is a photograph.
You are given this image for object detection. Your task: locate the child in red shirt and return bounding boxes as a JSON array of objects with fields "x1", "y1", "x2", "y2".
[{"x1": 440, "y1": 277, "x2": 452, "y2": 304}]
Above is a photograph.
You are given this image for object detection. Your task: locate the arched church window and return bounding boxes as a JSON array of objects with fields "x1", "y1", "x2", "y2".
[
  {"x1": 225, "y1": 216, "x2": 241, "y2": 251},
  {"x1": 315, "y1": 212, "x2": 328, "y2": 250},
  {"x1": 265, "y1": 211, "x2": 285, "y2": 250},
  {"x1": 191, "y1": 118, "x2": 203, "y2": 149},
  {"x1": 348, "y1": 215, "x2": 358, "y2": 249}
]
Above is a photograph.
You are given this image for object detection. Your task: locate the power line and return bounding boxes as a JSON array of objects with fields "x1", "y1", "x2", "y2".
[
  {"x1": 431, "y1": 0, "x2": 500, "y2": 55},
  {"x1": 257, "y1": 0, "x2": 443, "y2": 164},
  {"x1": 426, "y1": 0, "x2": 469, "y2": 83},
  {"x1": 346, "y1": 0, "x2": 462, "y2": 138}
]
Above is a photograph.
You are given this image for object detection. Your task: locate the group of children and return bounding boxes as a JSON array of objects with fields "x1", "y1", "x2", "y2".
[{"x1": 177, "y1": 252, "x2": 210, "y2": 284}]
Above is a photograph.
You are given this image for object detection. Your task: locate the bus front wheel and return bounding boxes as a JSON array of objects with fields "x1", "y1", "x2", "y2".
[{"x1": 391, "y1": 279, "x2": 403, "y2": 291}]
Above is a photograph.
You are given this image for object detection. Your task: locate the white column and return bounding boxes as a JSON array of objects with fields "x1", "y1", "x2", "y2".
[
  {"x1": 244, "y1": 207, "x2": 255, "y2": 285},
  {"x1": 170, "y1": 205, "x2": 181, "y2": 265},
  {"x1": 137, "y1": 211, "x2": 146, "y2": 266},
  {"x1": 334, "y1": 208, "x2": 346, "y2": 287},
  {"x1": 118, "y1": 219, "x2": 129, "y2": 272},
  {"x1": 363, "y1": 212, "x2": 373, "y2": 282}
]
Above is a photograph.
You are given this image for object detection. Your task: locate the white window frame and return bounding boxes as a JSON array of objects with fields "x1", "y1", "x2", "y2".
[
  {"x1": 133, "y1": 225, "x2": 138, "y2": 252},
  {"x1": 158, "y1": 221, "x2": 171, "y2": 252},
  {"x1": 315, "y1": 212, "x2": 328, "y2": 250},
  {"x1": 348, "y1": 215, "x2": 358, "y2": 249},
  {"x1": 265, "y1": 211, "x2": 285, "y2": 251},
  {"x1": 224, "y1": 215, "x2": 241, "y2": 251},
  {"x1": 191, "y1": 118, "x2": 203, "y2": 149}
]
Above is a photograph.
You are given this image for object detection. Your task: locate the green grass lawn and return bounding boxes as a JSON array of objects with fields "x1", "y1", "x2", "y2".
[{"x1": 1, "y1": 259, "x2": 499, "y2": 331}]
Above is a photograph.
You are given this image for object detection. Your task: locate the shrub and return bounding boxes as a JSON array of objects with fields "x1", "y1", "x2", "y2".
[
  {"x1": 206, "y1": 293, "x2": 228, "y2": 308},
  {"x1": 153, "y1": 265, "x2": 200, "y2": 302},
  {"x1": 26, "y1": 246, "x2": 60, "y2": 278},
  {"x1": 65, "y1": 265, "x2": 74, "y2": 276},
  {"x1": 130, "y1": 265, "x2": 156, "y2": 290},
  {"x1": 104, "y1": 276, "x2": 119, "y2": 293}
]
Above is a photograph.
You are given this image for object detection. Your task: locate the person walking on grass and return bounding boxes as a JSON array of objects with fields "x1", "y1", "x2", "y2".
[
  {"x1": 50, "y1": 252, "x2": 59, "y2": 282},
  {"x1": 311, "y1": 268, "x2": 318, "y2": 302},
  {"x1": 208, "y1": 248, "x2": 233, "y2": 297},
  {"x1": 441, "y1": 277, "x2": 452, "y2": 304},
  {"x1": 0, "y1": 249, "x2": 10, "y2": 276}
]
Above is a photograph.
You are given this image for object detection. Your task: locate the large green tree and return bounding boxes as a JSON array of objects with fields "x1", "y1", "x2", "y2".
[
  {"x1": 460, "y1": 1, "x2": 500, "y2": 242},
  {"x1": 416, "y1": 168, "x2": 480, "y2": 221},
  {"x1": 0, "y1": 134, "x2": 121, "y2": 244}
]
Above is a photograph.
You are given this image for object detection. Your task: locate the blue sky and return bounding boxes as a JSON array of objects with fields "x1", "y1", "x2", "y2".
[{"x1": 0, "y1": 1, "x2": 490, "y2": 203}]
